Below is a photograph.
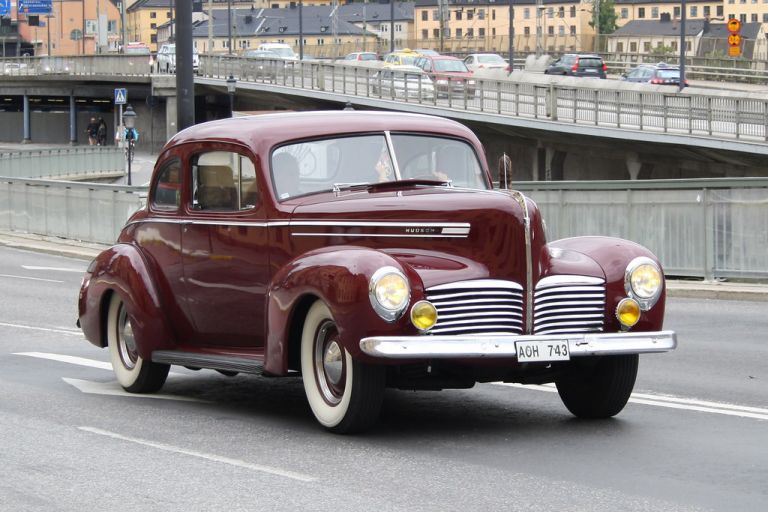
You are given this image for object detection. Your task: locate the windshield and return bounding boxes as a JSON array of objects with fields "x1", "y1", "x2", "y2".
[
  {"x1": 270, "y1": 134, "x2": 487, "y2": 200},
  {"x1": 434, "y1": 60, "x2": 469, "y2": 72},
  {"x1": 478, "y1": 55, "x2": 505, "y2": 64},
  {"x1": 270, "y1": 47, "x2": 296, "y2": 59}
]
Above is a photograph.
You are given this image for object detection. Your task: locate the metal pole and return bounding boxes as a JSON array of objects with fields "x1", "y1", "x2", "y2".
[
  {"x1": 508, "y1": 1, "x2": 514, "y2": 71},
  {"x1": 390, "y1": 0, "x2": 394, "y2": 53},
  {"x1": 594, "y1": 0, "x2": 600, "y2": 52},
  {"x1": 299, "y1": 1, "x2": 304, "y2": 60},
  {"x1": 438, "y1": 0, "x2": 444, "y2": 53},
  {"x1": 679, "y1": 0, "x2": 687, "y2": 91},
  {"x1": 177, "y1": 0, "x2": 194, "y2": 131},
  {"x1": 127, "y1": 140, "x2": 132, "y2": 185},
  {"x1": 207, "y1": 0, "x2": 213, "y2": 53},
  {"x1": 121, "y1": 0, "x2": 126, "y2": 49},
  {"x1": 227, "y1": 0, "x2": 232, "y2": 54},
  {"x1": 47, "y1": 15, "x2": 51, "y2": 55}
]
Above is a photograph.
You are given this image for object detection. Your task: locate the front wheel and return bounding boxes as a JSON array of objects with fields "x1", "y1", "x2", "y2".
[
  {"x1": 107, "y1": 293, "x2": 169, "y2": 393},
  {"x1": 556, "y1": 354, "x2": 638, "y2": 418},
  {"x1": 301, "y1": 301, "x2": 385, "y2": 433}
]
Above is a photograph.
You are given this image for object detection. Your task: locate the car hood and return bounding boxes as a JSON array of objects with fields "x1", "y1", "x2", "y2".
[{"x1": 286, "y1": 187, "x2": 534, "y2": 289}]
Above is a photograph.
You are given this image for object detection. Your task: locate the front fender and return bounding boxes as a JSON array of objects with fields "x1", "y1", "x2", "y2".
[
  {"x1": 78, "y1": 243, "x2": 176, "y2": 358},
  {"x1": 264, "y1": 246, "x2": 424, "y2": 375},
  {"x1": 546, "y1": 236, "x2": 666, "y2": 331}
]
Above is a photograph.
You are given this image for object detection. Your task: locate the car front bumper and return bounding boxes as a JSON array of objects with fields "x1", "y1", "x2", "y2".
[{"x1": 360, "y1": 330, "x2": 676, "y2": 359}]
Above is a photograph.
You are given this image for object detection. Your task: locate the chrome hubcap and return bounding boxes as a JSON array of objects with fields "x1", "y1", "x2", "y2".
[
  {"x1": 314, "y1": 320, "x2": 345, "y2": 405},
  {"x1": 117, "y1": 305, "x2": 138, "y2": 370}
]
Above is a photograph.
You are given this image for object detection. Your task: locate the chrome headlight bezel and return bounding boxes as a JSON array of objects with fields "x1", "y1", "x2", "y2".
[
  {"x1": 368, "y1": 266, "x2": 410, "y2": 322},
  {"x1": 624, "y1": 256, "x2": 663, "y2": 311}
]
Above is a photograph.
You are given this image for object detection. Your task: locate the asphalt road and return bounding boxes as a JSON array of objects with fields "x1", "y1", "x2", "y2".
[{"x1": 0, "y1": 246, "x2": 766, "y2": 511}]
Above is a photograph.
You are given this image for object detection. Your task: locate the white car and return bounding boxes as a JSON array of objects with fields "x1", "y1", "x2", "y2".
[
  {"x1": 256, "y1": 43, "x2": 298, "y2": 61},
  {"x1": 369, "y1": 65, "x2": 435, "y2": 101},
  {"x1": 463, "y1": 53, "x2": 508, "y2": 72},
  {"x1": 155, "y1": 44, "x2": 200, "y2": 74}
]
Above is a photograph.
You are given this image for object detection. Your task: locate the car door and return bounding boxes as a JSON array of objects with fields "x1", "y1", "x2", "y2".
[{"x1": 180, "y1": 145, "x2": 271, "y2": 348}]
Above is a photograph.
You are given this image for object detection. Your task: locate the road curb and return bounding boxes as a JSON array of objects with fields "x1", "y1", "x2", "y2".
[{"x1": 0, "y1": 231, "x2": 106, "y2": 261}]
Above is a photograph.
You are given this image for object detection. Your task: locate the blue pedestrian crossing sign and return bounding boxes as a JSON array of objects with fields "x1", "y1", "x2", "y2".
[{"x1": 114, "y1": 88, "x2": 127, "y2": 105}]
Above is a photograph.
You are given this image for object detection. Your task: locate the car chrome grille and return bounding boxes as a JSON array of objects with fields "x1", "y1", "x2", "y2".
[
  {"x1": 533, "y1": 276, "x2": 606, "y2": 335},
  {"x1": 425, "y1": 280, "x2": 524, "y2": 335}
]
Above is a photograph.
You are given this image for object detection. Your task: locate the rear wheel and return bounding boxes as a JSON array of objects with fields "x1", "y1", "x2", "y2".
[
  {"x1": 556, "y1": 355, "x2": 638, "y2": 418},
  {"x1": 106, "y1": 293, "x2": 169, "y2": 393},
  {"x1": 301, "y1": 301, "x2": 385, "y2": 433}
]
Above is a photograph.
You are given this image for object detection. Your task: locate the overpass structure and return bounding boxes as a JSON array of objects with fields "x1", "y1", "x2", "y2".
[{"x1": 0, "y1": 54, "x2": 766, "y2": 180}]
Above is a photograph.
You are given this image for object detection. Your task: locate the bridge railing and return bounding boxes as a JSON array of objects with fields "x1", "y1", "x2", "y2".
[
  {"x1": 1, "y1": 174, "x2": 766, "y2": 280},
  {"x1": 200, "y1": 55, "x2": 768, "y2": 144},
  {"x1": 0, "y1": 147, "x2": 124, "y2": 179}
]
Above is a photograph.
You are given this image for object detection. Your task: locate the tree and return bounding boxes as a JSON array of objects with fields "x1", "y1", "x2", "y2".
[{"x1": 589, "y1": 0, "x2": 618, "y2": 37}]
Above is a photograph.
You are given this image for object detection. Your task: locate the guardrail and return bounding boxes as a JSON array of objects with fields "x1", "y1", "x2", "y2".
[
  {"x1": 0, "y1": 147, "x2": 124, "y2": 179},
  {"x1": 515, "y1": 178, "x2": 768, "y2": 280},
  {"x1": 0, "y1": 178, "x2": 145, "y2": 245},
  {"x1": 2, "y1": 174, "x2": 765, "y2": 280}
]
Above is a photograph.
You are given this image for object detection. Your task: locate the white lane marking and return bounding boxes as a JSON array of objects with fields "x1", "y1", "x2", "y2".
[
  {"x1": 493, "y1": 382, "x2": 768, "y2": 421},
  {"x1": 16, "y1": 352, "x2": 112, "y2": 370},
  {"x1": 63, "y1": 378, "x2": 207, "y2": 403},
  {"x1": 21, "y1": 265, "x2": 86, "y2": 273},
  {"x1": 78, "y1": 426, "x2": 317, "y2": 482},
  {"x1": 0, "y1": 273, "x2": 64, "y2": 283},
  {"x1": 3, "y1": 324, "x2": 83, "y2": 336}
]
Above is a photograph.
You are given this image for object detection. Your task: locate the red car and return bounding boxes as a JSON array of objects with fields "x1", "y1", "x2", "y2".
[
  {"x1": 414, "y1": 55, "x2": 477, "y2": 98},
  {"x1": 78, "y1": 111, "x2": 676, "y2": 433}
]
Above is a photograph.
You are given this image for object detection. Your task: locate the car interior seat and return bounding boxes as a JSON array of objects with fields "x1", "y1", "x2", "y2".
[{"x1": 197, "y1": 165, "x2": 237, "y2": 209}]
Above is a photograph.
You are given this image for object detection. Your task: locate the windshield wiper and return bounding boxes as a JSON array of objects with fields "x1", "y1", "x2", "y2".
[{"x1": 365, "y1": 178, "x2": 452, "y2": 191}]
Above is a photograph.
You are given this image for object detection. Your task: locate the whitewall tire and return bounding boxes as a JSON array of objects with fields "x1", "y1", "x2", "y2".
[{"x1": 106, "y1": 293, "x2": 169, "y2": 393}]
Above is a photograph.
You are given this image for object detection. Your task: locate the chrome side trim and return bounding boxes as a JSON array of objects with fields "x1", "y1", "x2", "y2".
[
  {"x1": 428, "y1": 279, "x2": 523, "y2": 291},
  {"x1": 359, "y1": 330, "x2": 677, "y2": 359},
  {"x1": 507, "y1": 190, "x2": 533, "y2": 333},
  {"x1": 127, "y1": 218, "x2": 469, "y2": 230},
  {"x1": 536, "y1": 275, "x2": 605, "y2": 288},
  {"x1": 291, "y1": 232, "x2": 468, "y2": 239}
]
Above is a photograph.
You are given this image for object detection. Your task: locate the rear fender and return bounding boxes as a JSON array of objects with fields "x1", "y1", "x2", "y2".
[
  {"x1": 264, "y1": 246, "x2": 423, "y2": 375},
  {"x1": 78, "y1": 244, "x2": 176, "y2": 358}
]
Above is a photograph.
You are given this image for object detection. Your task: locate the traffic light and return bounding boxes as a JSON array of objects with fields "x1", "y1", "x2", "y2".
[{"x1": 727, "y1": 18, "x2": 742, "y2": 58}]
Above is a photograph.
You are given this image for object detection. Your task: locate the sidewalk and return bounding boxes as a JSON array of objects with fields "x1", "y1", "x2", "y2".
[{"x1": 0, "y1": 229, "x2": 765, "y2": 301}]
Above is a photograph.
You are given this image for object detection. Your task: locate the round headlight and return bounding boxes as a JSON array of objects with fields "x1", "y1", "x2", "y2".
[
  {"x1": 616, "y1": 298, "x2": 641, "y2": 328},
  {"x1": 625, "y1": 257, "x2": 663, "y2": 310},
  {"x1": 369, "y1": 267, "x2": 410, "y2": 322}
]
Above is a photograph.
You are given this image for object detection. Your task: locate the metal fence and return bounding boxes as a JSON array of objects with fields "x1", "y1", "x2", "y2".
[
  {"x1": 200, "y1": 56, "x2": 768, "y2": 144},
  {"x1": 0, "y1": 178, "x2": 145, "y2": 244},
  {"x1": 515, "y1": 178, "x2": 768, "y2": 280},
  {"x1": 0, "y1": 147, "x2": 124, "y2": 179}
]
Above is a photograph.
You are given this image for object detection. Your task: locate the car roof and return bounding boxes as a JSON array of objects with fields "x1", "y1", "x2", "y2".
[
  {"x1": 165, "y1": 112, "x2": 481, "y2": 155},
  {"x1": 384, "y1": 65, "x2": 425, "y2": 73},
  {"x1": 424, "y1": 55, "x2": 462, "y2": 61}
]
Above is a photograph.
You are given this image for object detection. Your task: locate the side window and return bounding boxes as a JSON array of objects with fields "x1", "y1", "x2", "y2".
[
  {"x1": 152, "y1": 159, "x2": 181, "y2": 208},
  {"x1": 192, "y1": 151, "x2": 258, "y2": 211}
]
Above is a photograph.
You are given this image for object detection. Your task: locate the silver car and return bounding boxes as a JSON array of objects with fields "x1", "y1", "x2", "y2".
[
  {"x1": 369, "y1": 65, "x2": 435, "y2": 101},
  {"x1": 463, "y1": 53, "x2": 507, "y2": 72}
]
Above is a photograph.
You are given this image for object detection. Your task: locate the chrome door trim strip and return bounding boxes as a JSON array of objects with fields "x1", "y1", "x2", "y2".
[
  {"x1": 128, "y1": 218, "x2": 470, "y2": 232},
  {"x1": 291, "y1": 232, "x2": 468, "y2": 238}
]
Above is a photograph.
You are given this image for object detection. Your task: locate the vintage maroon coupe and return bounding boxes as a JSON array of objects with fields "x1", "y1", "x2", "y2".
[{"x1": 78, "y1": 111, "x2": 677, "y2": 433}]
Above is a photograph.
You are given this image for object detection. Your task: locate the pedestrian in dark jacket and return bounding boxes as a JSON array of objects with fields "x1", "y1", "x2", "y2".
[
  {"x1": 86, "y1": 117, "x2": 98, "y2": 145},
  {"x1": 97, "y1": 118, "x2": 107, "y2": 146}
]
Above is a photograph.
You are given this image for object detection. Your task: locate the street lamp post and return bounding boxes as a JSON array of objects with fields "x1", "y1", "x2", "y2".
[
  {"x1": 508, "y1": 1, "x2": 514, "y2": 71},
  {"x1": 227, "y1": 75, "x2": 236, "y2": 117},
  {"x1": 123, "y1": 104, "x2": 137, "y2": 186}
]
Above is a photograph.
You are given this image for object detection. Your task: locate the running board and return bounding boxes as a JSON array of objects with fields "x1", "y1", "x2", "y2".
[{"x1": 151, "y1": 351, "x2": 265, "y2": 374}]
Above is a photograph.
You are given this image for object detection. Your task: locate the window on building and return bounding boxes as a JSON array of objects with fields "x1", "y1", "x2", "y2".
[
  {"x1": 630, "y1": 42, "x2": 637, "y2": 52},
  {"x1": 479, "y1": 27, "x2": 485, "y2": 37},
  {"x1": 652, "y1": 7, "x2": 659, "y2": 17},
  {"x1": 740, "y1": 13, "x2": 747, "y2": 22},
  {"x1": 621, "y1": 8, "x2": 628, "y2": 18},
  {"x1": 150, "y1": 12, "x2": 157, "y2": 19},
  {"x1": 524, "y1": 8, "x2": 530, "y2": 19},
  {"x1": 704, "y1": 6, "x2": 710, "y2": 16},
  {"x1": 548, "y1": 26, "x2": 554, "y2": 35},
  {"x1": 456, "y1": 28, "x2": 462, "y2": 38},
  {"x1": 445, "y1": 28, "x2": 451, "y2": 38},
  {"x1": 570, "y1": 25, "x2": 576, "y2": 35},
  {"x1": 673, "y1": 6, "x2": 680, "y2": 17},
  {"x1": 467, "y1": 10, "x2": 473, "y2": 20},
  {"x1": 108, "y1": 20, "x2": 117, "y2": 33},
  {"x1": 422, "y1": 11, "x2": 428, "y2": 21},
  {"x1": 617, "y1": 42, "x2": 624, "y2": 52},
  {"x1": 752, "y1": 13, "x2": 758, "y2": 21},
  {"x1": 570, "y1": 6, "x2": 576, "y2": 17},
  {"x1": 764, "y1": 13, "x2": 768, "y2": 22},
  {"x1": 524, "y1": 27, "x2": 530, "y2": 36},
  {"x1": 455, "y1": 10, "x2": 462, "y2": 21},
  {"x1": 478, "y1": 9, "x2": 485, "y2": 20},
  {"x1": 492, "y1": 9, "x2": 496, "y2": 20},
  {"x1": 727, "y1": 0, "x2": 734, "y2": 3},
  {"x1": 558, "y1": 25, "x2": 564, "y2": 36},
  {"x1": 467, "y1": 28, "x2": 474, "y2": 38},
  {"x1": 492, "y1": 27, "x2": 496, "y2": 36},
  {"x1": 433, "y1": 28, "x2": 439, "y2": 38},
  {"x1": 167, "y1": 11, "x2": 171, "y2": 18},
  {"x1": 150, "y1": 34, "x2": 157, "y2": 43},
  {"x1": 547, "y1": 7, "x2": 554, "y2": 18},
  {"x1": 150, "y1": 23, "x2": 156, "y2": 29},
  {"x1": 638, "y1": 7, "x2": 645, "y2": 18},
  {"x1": 422, "y1": 29, "x2": 429, "y2": 39},
  {"x1": 558, "y1": 6, "x2": 564, "y2": 17},
  {"x1": 671, "y1": 41, "x2": 678, "y2": 50},
  {"x1": 643, "y1": 42, "x2": 651, "y2": 52},
  {"x1": 691, "y1": 6, "x2": 698, "y2": 16},
  {"x1": 717, "y1": 6, "x2": 724, "y2": 16}
]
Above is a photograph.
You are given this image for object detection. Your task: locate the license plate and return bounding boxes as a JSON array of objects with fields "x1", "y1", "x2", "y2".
[{"x1": 516, "y1": 340, "x2": 570, "y2": 362}]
